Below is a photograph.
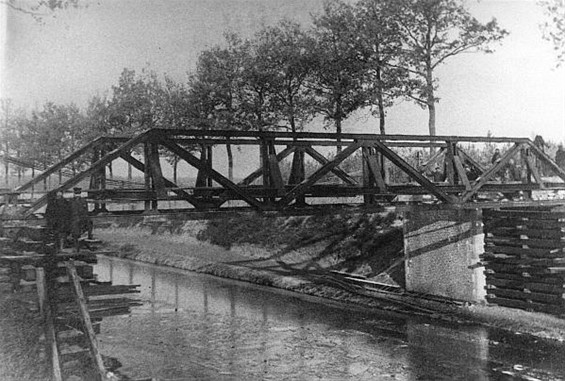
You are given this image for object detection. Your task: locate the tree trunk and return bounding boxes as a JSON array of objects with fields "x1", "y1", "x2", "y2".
[
  {"x1": 336, "y1": 97, "x2": 343, "y2": 153},
  {"x1": 426, "y1": 66, "x2": 436, "y2": 137},
  {"x1": 377, "y1": 91, "x2": 386, "y2": 135}
]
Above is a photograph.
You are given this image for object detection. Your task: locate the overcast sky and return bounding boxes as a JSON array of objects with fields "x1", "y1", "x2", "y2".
[{"x1": 1, "y1": 0, "x2": 564, "y2": 143}]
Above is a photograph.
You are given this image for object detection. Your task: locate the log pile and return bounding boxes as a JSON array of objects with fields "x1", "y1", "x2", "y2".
[{"x1": 482, "y1": 208, "x2": 565, "y2": 315}]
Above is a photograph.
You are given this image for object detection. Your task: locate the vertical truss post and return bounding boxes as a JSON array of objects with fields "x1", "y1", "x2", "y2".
[
  {"x1": 362, "y1": 146, "x2": 375, "y2": 205},
  {"x1": 195, "y1": 144, "x2": 206, "y2": 188},
  {"x1": 147, "y1": 142, "x2": 166, "y2": 210},
  {"x1": 267, "y1": 141, "x2": 284, "y2": 194},
  {"x1": 288, "y1": 147, "x2": 306, "y2": 205},
  {"x1": 206, "y1": 145, "x2": 213, "y2": 187},
  {"x1": 362, "y1": 146, "x2": 388, "y2": 204},
  {"x1": 445, "y1": 141, "x2": 456, "y2": 185},
  {"x1": 143, "y1": 143, "x2": 152, "y2": 212},
  {"x1": 260, "y1": 138, "x2": 273, "y2": 203},
  {"x1": 98, "y1": 146, "x2": 107, "y2": 213}
]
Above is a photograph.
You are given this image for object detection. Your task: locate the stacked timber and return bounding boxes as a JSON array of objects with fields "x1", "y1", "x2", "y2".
[{"x1": 482, "y1": 208, "x2": 565, "y2": 315}]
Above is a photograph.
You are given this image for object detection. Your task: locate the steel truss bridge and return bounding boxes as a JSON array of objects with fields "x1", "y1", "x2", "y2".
[{"x1": 3, "y1": 129, "x2": 565, "y2": 218}]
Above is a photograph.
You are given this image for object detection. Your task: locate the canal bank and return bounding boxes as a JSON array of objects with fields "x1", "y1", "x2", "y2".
[{"x1": 95, "y1": 210, "x2": 565, "y2": 345}]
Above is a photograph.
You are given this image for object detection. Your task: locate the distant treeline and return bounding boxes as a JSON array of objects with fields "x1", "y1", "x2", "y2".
[{"x1": 1, "y1": 0, "x2": 512, "y2": 182}]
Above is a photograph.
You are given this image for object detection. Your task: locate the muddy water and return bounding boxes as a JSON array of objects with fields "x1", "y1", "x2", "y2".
[{"x1": 94, "y1": 257, "x2": 565, "y2": 380}]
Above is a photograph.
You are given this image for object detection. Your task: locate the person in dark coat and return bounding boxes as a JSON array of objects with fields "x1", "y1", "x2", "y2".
[
  {"x1": 69, "y1": 187, "x2": 93, "y2": 250},
  {"x1": 45, "y1": 191, "x2": 71, "y2": 251}
]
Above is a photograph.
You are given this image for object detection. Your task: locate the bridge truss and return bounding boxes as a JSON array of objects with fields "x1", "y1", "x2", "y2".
[{"x1": 3, "y1": 129, "x2": 565, "y2": 217}]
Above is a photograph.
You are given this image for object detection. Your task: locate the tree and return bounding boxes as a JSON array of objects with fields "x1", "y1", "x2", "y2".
[
  {"x1": 395, "y1": 0, "x2": 508, "y2": 136},
  {"x1": 354, "y1": 0, "x2": 408, "y2": 134},
  {"x1": 253, "y1": 20, "x2": 318, "y2": 134},
  {"x1": 539, "y1": 0, "x2": 565, "y2": 66},
  {"x1": 310, "y1": 0, "x2": 374, "y2": 150}
]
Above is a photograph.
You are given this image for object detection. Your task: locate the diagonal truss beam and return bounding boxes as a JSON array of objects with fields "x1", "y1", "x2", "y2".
[
  {"x1": 238, "y1": 146, "x2": 295, "y2": 186},
  {"x1": 159, "y1": 136, "x2": 265, "y2": 210},
  {"x1": 460, "y1": 143, "x2": 523, "y2": 203},
  {"x1": 527, "y1": 141, "x2": 565, "y2": 183},
  {"x1": 278, "y1": 142, "x2": 362, "y2": 206},
  {"x1": 119, "y1": 152, "x2": 204, "y2": 208},
  {"x1": 370, "y1": 140, "x2": 455, "y2": 203},
  {"x1": 16, "y1": 137, "x2": 106, "y2": 192},
  {"x1": 303, "y1": 146, "x2": 357, "y2": 185},
  {"x1": 24, "y1": 131, "x2": 153, "y2": 216}
]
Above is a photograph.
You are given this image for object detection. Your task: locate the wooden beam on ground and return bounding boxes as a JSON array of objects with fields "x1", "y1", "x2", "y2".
[
  {"x1": 66, "y1": 261, "x2": 108, "y2": 381},
  {"x1": 460, "y1": 143, "x2": 523, "y2": 203},
  {"x1": 239, "y1": 146, "x2": 295, "y2": 186},
  {"x1": 16, "y1": 137, "x2": 105, "y2": 193},
  {"x1": 159, "y1": 136, "x2": 265, "y2": 210},
  {"x1": 278, "y1": 142, "x2": 361, "y2": 206},
  {"x1": 303, "y1": 146, "x2": 357, "y2": 185},
  {"x1": 370, "y1": 140, "x2": 455, "y2": 203},
  {"x1": 37, "y1": 267, "x2": 63, "y2": 381}
]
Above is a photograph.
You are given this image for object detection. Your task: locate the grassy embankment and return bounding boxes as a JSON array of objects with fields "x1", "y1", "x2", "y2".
[{"x1": 97, "y1": 210, "x2": 565, "y2": 343}]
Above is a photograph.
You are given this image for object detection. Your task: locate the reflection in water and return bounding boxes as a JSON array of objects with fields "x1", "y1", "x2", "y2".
[{"x1": 95, "y1": 256, "x2": 565, "y2": 380}]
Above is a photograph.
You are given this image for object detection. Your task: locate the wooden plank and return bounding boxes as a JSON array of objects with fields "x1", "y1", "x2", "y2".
[
  {"x1": 486, "y1": 278, "x2": 565, "y2": 294},
  {"x1": 66, "y1": 262, "x2": 108, "y2": 380},
  {"x1": 159, "y1": 136, "x2": 264, "y2": 209},
  {"x1": 484, "y1": 209, "x2": 565, "y2": 219},
  {"x1": 484, "y1": 237, "x2": 565, "y2": 249},
  {"x1": 486, "y1": 288, "x2": 564, "y2": 303},
  {"x1": 155, "y1": 128, "x2": 533, "y2": 144},
  {"x1": 36, "y1": 268, "x2": 63, "y2": 381},
  {"x1": 485, "y1": 246, "x2": 564, "y2": 257},
  {"x1": 486, "y1": 295, "x2": 564, "y2": 313},
  {"x1": 486, "y1": 272, "x2": 565, "y2": 284},
  {"x1": 278, "y1": 142, "x2": 361, "y2": 206},
  {"x1": 303, "y1": 146, "x2": 357, "y2": 185},
  {"x1": 370, "y1": 140, "x2": 455, "y2": 203}
]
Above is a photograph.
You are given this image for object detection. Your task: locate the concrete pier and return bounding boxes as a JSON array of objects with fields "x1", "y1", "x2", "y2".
[{"x1": 402, "y1": 206, "x2": 486, "y2": 302}]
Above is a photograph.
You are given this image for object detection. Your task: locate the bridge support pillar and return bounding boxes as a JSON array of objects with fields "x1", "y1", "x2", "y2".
[{"x1": 402, "y1": 206, "x2": 486, "y2": 302}]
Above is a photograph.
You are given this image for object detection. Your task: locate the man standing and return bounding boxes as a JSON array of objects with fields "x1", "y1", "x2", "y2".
[
  {"x1": 69, "y1": 187, "x2": 93, "y2": 252},
  {"x1": 45, "y1": 191, "x2": 71, "y2": 251}
]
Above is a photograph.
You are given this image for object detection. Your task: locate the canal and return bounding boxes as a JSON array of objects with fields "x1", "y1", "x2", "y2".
[{"x1": 94, "y1": 256, "x2": 565, "y2": 380}]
